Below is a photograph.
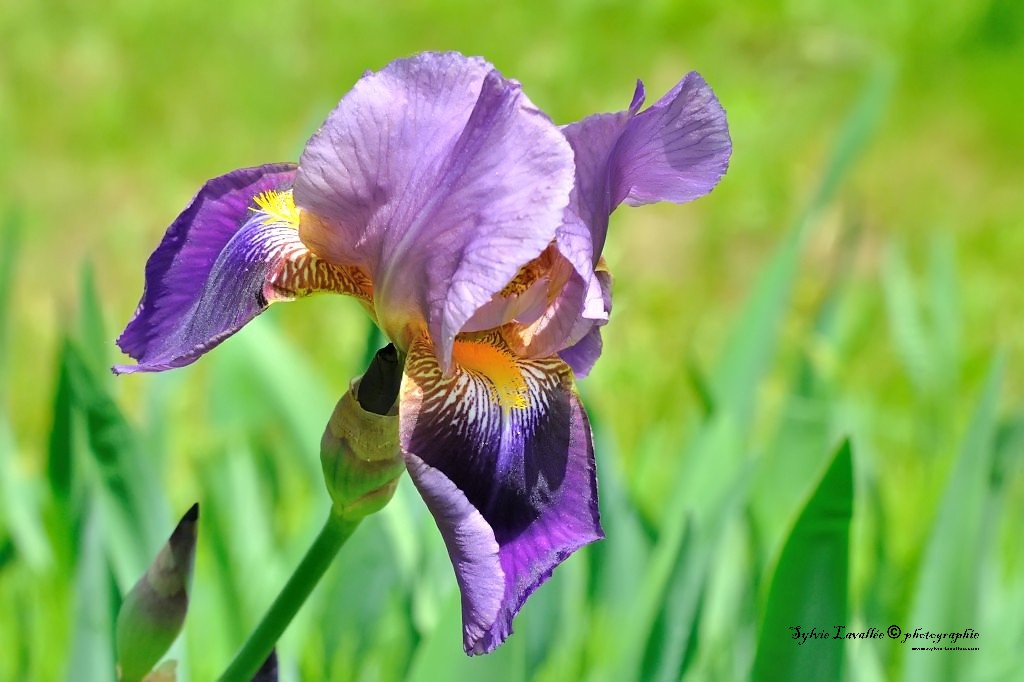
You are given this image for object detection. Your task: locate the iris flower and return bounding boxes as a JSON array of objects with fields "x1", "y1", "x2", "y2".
[{"x1": 115, "y1": 52, "x2": 730, "y2": 654}]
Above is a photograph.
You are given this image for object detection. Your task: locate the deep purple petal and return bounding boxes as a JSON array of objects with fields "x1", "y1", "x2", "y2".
[
  {"x1": 400, "y1": 333, "x2": 602, "y2": 654},
  {"x1": 115, "y1": 164, "x2": 370, "y2": 373},
  {"x1": 403, "y1": 453, "x2": 505, "y2": 647},
  {"x1": 612, "y1": 72, "x2": 731, "y2": 208},
  {"x1": 294, "y1": 52, "x2": 575, "y2": 367}
]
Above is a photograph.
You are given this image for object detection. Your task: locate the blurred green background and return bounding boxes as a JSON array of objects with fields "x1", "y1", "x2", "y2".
[{"x1": 2, "y1": 0, "x2": 1022, "y2": 680}]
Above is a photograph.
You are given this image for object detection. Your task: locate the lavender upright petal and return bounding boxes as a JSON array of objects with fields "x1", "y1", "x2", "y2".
[
  {"x1": 491, "y1": 88, "x2": 639, "y2": 362},
  {"x1": 563, "y1": 74, "x2": 731, "y2": 261},
  {"x1": 400, "y1": 333, "x2": 602, "y2": 653},
  {"x1": 516, "y1": 73, "x2": 729, "y2": 366},
  {"x1": 505, "y1": 249, "x2": 613, "y2": 371},
  {"x1": 294, "y1": 52, "x2": 575, "y2": 367},
  {"x1": 612, "y1": 72, "x2": 731, "y2": 208},
  {"x1": 560, "y1": 87, "x2": 644, "y2": 265}
]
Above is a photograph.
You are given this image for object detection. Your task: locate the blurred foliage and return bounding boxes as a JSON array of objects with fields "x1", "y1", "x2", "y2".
[{"x1": 1, "y1": 0, "x2": 1021, "y2": 680}]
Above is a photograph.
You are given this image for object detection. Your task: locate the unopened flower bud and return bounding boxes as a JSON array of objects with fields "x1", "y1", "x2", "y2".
[
  {"x1": 321, "y1": 345, "x2": 404, "y2": 520},
  {"x1": 116, "y1": 504, "x2": 198, "y2": 682}
]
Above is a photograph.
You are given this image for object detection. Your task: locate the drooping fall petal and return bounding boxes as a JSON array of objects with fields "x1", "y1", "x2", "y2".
[
  {"x1": 115, "y1": 164, "x2": 371, "y2": 373},
  {"x1": 294, "y1": 52, "x2": 575, "y2": 366},
  {"x1": 399, "y1": 332, "x2": 602, "y2": 653}
]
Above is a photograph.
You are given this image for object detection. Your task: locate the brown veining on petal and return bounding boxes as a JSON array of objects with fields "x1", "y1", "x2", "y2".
[
  {"x1": 498, "y1": 243, "x2": 575, "y2": 302},
  {"x1": 500, "y1": 245, "x2": 555, "y2": 297},
  {"x1": 265, "y1": 239, "x2": 374, "y2": 304}
]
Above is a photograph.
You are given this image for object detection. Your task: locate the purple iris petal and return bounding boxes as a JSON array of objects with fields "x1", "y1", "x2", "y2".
[
  {"x1": 400, "y1": 333, "x2": 602, "y2": 653},
  {"x1": 523, "y1": 73, "x2": 729, "y2": 367},
  {"x1": 507, "y1": 253, "x2": 613, "y2": 377},
  {"x1": 612, "y1": 72, "x2": 732, "y2": 208},
  {"x1": 293, "y1": 52, "x2": 575, "y2": 367},
  {"x1": 558, "y1": 326, "x2": 603, "y2": 378},
  {"x1": 560, "y1": 99, "x2": 639, "y2": 269},
  {"x1": 116, "y1": 164, "x2": 371, "y2": 374},
  {"x1": 557, "y1": 266, "x2": 612, "y2": 378},
  {"x1": 403, "y1": 454, "x2": 505, "y2": 647},
  {"x1": 115, "y1": 164, "x2": 296, "y2": 373},
  {"x1": 515, "y1": 271, "x2": 588, "y2": 355},
  {"x1": 564, "y1": 73, "x2": 731, "y2": 261}
]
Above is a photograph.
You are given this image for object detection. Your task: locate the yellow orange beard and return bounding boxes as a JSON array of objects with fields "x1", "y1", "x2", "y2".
[
  {"x1": 451, "y1": 333, "x2": 529, "y2": 411},
  {"x1": 247, "y1": 189, "x2": 376, "y2": 308},
  {"x1": 252, "y1": 189, "x2": 301, "y2": 228}
]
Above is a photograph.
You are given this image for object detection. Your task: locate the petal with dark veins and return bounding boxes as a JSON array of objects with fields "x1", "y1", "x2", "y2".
[{"x1": 399, "y1": 332, "x2": 602, "y2": 653}]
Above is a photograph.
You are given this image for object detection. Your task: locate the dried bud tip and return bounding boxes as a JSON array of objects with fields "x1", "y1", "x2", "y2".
[
  {"x1": 181, "y1": 502, "x2": 199, "y2": 523},
  {"x1": 357, "y1": 343, "x2": 403, "y2": 415}
]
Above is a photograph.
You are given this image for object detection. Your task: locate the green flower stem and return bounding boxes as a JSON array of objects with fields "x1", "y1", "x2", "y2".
[{"x1": 219, "y1": 511, "x2": 360, "y2": 681}]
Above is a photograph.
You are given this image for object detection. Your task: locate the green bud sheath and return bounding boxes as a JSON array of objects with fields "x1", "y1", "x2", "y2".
[
  {"x1": 116, "y1": 504, "x2": 198, "y2": 682},
  {"x1": 321, "y1": 345, "x2": 405, "y2": 521}
]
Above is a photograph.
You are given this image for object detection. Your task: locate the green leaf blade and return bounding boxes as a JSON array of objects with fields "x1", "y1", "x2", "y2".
[{"x1": 752, "y1": 439, "x2": 854, "y2": 682}]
